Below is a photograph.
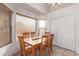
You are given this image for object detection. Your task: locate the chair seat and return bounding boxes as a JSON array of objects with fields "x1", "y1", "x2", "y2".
[
  {"x1": 25, "y1": 45, "x2": 32, "y2": 49},
  {"x1": 25, "y1": 43, "x2": 30, "y2": 46},
  {"x1": 25, "y1": 46, "x2": 32, "y2": 55}
]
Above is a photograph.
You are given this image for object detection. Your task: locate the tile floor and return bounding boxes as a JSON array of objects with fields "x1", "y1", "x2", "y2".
[{"x1": 12, "y1": 45, "x2": 79, "y2": 56}]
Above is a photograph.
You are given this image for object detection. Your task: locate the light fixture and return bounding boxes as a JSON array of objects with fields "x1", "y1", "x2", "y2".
[{"x1": 48, "y1": 3, "x2": 61, "y2": 7}]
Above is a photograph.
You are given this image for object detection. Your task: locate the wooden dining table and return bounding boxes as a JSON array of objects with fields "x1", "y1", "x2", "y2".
[{"x1": 24, "y1": 36, "x2": 42, "y2": 56}]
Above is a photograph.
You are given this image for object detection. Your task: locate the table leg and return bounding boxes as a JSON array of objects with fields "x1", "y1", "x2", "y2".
[{"x1": 32, "y1": 45, "x2": 35, "y2": 56}]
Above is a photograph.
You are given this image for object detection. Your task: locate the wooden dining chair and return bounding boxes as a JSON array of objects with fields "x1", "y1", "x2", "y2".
[
  {"x1": 45, "y1": 32, "x2": 50, "y2": 36},
  {"x1": 18, "y1": 36, "x2": 32, "y2": 56},
  {"x1": 31, "y1": 32, "x2": 36, "y2": 38},
  {"x1": 40, "y1": 35, "x2": 49, "y2": 56},
  {"x1": 40, "y1": 33, "x2": 54, "y2": 56},
  {"x1": 23, "y1": 32, "x2": 30, "y2": 38},
  {"x1": 47, "y1": 34, "x2": 54, "y2": 55}
]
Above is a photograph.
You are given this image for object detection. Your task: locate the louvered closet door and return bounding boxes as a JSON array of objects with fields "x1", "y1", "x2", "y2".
[{"x1": 51, "y1": 16, "x2": 75, "y2": 51}]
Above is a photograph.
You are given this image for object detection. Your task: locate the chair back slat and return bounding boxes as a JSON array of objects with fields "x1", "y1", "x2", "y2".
[
  {"x1": 50, "y1": 34, "x2": 54, "y2": 45},
  {"x1": 31, "y1": 32, "x2": 36, "y2": 38},
  {"x1": 18, "y1": 36, "x2": 25, "y2": 54},
  {"x1": 41, "y1": 35, "x2": 48, "y2": 45},
  {"x1": 23, "y1": 32, "x2": 30, "y2": 38},
  {"x1": 45, "y1": 32, "x2": 50, "y2": 35}
]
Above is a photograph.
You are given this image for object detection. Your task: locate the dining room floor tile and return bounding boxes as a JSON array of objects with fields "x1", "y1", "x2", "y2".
[{"x1": 12, "y1": 45, "x2": 79, "y2": 56}]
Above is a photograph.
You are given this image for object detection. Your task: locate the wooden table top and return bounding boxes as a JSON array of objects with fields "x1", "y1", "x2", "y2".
[{"x1": 24, "y1": 36, "x2": 42, "y2": 45}]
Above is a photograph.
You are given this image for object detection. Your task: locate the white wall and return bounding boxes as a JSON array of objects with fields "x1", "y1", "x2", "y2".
[
  {"x1": 47, "y1": 4, "x2": 79, "y2": 52},
  {"x1": 75, "y1": 15, "x2": 79, "y2": 53}
]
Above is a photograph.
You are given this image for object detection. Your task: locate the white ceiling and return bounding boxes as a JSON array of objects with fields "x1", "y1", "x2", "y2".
[
  {"x1": 26, "y1": 3, "x2": 50, "y2": 14},
  {"x1": 5, "y1": 3, "x2": 75, "y2": 16},
  {"x1": 12, "y1": 3, "x2": 44, "y2": 15}
]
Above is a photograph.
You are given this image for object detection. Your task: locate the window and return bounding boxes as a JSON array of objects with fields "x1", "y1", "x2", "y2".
[
  {"x1": 0, "y1": 4, "x2": 12, "y2": 47},
  {"x1": 38, "y1": 20, "x2": 46, "y2": 35},
  {"x1": 39, "y1": 20, "x2": 45, "y2": 28},
  {"x1": 16, "y1": 14, "x2": 36, "y2": 40}
]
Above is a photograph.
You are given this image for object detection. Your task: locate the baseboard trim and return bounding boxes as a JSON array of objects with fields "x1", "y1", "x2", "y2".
[
  {"x1": 76, "y1": 51, "x2": 79, "y2": 53},
  {"x1": 53, "y1": 45, "x2": 76, "y2": 53}
]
